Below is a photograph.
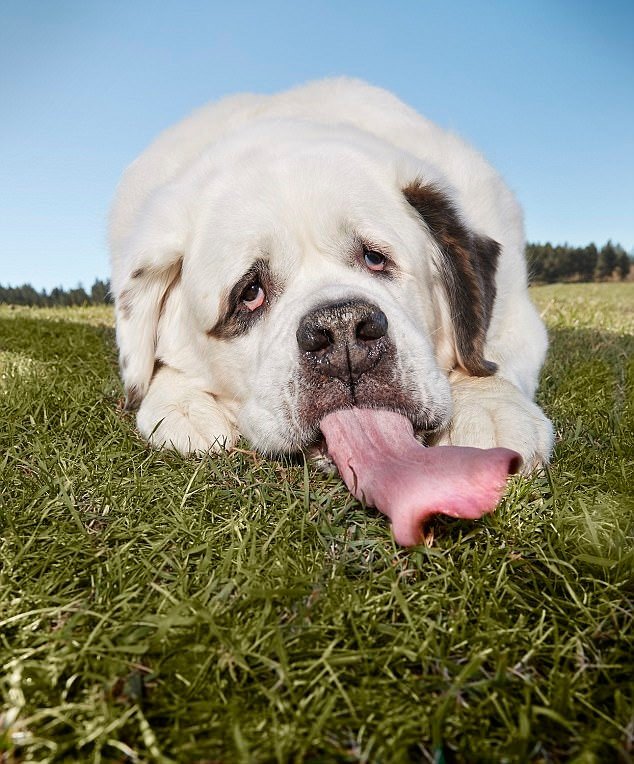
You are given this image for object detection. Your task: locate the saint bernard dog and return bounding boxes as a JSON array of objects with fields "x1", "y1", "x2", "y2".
[{"x1": 109, "y1": 78, "x2": 553, "y2": 473}]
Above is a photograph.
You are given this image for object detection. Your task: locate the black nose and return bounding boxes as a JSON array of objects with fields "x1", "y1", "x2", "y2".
[{"x1": 296, "y1": 299, "x2": 388, "y2": 382}]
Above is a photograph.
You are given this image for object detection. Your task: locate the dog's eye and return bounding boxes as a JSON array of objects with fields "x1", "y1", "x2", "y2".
[
  {"x1": 241, "y1": 281, "x2": 265, "y2": 311},
  {"x1": 364, "y1": 248, "x2": 387, "y2": 271}
]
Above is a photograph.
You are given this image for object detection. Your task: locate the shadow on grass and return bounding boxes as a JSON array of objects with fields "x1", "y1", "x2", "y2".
[
  {"x1": 546, "y1": 324, "x2": 634, "y2": 365},
  {"x1": 541, "y1": 326, "x2": 632, "y2": 454}
]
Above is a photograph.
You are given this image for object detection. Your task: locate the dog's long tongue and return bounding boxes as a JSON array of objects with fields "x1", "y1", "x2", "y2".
[{"x1": 320, "y1": 408, "x2": 520, "y2": 546}]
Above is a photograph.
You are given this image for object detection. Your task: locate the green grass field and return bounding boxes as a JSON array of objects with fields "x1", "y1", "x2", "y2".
[{"x1": 1, "y1": 283, "x2": 632, "y2": 763}]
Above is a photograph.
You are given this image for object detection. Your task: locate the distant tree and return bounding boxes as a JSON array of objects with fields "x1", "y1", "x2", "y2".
[
  {"x1": 49, "y1": 286, "x2": 64, "y2": 306},
  {"x1": 554, "y1": 244, "x2": 577, "y2": 281},
  {"x1": 578, "y1": 243, "x2": 598, "y2": 281},
  {"x1": 527, "y1": 243, "x2": 556, "y2": 283},
  {"x1": 595, "y1": 241, "x2": 618, "y2": 280},
  {"x1": 527, "y1": 241, "x2": 572, "y2": 283},
  {"x1": 91, "y1": 278, "x2": 111, "y2": 304},
  {"x1": 615, "y1": 246, "x2": 631, "y2": 279},
  {"x1": 66, "y1": 285, "x2": 89, "y2": 306}
]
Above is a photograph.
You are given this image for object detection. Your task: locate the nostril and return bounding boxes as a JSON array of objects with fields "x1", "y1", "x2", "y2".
[
  {"x1": 356, "y1": 310, "x2": 388, "y2": 342},
  {"x1": 297, "y1": 323, "x2": 333, "y2": 353}
]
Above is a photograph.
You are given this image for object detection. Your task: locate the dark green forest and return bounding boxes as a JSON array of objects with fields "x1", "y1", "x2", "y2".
[
  {"x1": 0, "y1": 278, "x2": 111, "y2": 307},
  {"x1": 0, "y1": 242, "x2": 631, "y2": 306},
  {"x1": 527, "y1": 240, "x2": 631, "y2": 283}
]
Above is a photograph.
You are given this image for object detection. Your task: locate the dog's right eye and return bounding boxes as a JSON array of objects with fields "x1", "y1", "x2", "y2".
[
  {"x1": 363, "y1": 248, "x2": 387, "y2": 271},
  {"x1": 241, "y1": 281, "x2": 265, "y2": 311}
]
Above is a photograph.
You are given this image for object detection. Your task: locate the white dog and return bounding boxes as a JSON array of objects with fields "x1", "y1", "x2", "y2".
[{"x1": 109, "y1": 78, "x2": 553, "y2": 472}]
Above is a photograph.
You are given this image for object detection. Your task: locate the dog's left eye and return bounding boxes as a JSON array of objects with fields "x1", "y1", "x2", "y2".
[
  {"x1": 241, "y1": 281, "x2": 265, "y2": 311},
  {"x1": 364, "y1": 248, "x2": 387, "y2": 271}
]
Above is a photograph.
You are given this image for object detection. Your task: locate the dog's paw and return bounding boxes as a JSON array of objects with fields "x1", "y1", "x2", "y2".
[
  {"x1": 432, "y1": 374, "x2": 554, "y2": 473},
  {"x1": 136, "y1": 367, "x2": 237, "y2": 455}
]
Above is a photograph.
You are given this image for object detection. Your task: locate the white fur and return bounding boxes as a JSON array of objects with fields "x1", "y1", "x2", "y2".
[{"x1": 110, "y1": 78, "x2": 553, "y2": 469}]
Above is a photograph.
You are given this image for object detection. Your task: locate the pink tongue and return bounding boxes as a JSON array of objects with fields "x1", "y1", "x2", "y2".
[{"x1": 320, "y1": 408, "x2": 520, "y2": 546}]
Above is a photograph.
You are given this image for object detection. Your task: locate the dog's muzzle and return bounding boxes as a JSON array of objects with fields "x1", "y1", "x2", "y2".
[{"x1": 293, "y1": 297, "x2": 444, "y2": 439}]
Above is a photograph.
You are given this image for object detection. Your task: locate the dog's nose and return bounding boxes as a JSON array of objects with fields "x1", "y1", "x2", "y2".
[{"x1": 296, "y1": 299, "x2": 388, "y2": 381}]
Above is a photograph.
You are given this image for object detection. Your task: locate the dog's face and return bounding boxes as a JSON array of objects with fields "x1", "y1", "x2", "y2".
[{"x1": 119, "y1": 122, "x2": 500, "y2": 453}]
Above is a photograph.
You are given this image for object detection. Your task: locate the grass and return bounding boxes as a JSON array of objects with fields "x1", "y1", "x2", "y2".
[{"x1": 0, "y1": 283, "x2": 632, "y2": 763}]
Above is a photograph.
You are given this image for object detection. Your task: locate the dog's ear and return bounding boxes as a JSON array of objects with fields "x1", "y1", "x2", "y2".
[
  {"x1": 403, "y1": 181, "x2": 500, "y2": 376},
  {"x1": 112, "y1": 197, "x2": 186, "y2": 410}
]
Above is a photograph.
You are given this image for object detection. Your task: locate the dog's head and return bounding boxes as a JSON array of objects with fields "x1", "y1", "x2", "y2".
[{"x1": 114, "y1": 121, "x2": 500, "y2": 453}]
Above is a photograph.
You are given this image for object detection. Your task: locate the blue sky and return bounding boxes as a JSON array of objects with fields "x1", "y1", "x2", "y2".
[{"x1": 1, "y1": 0, "x2": 632, "y2": 290}]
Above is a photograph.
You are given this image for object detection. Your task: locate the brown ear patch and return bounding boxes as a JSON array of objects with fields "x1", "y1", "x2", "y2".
[{"x1": 403, "y1": 182, "x2": 500, "y2": 377}]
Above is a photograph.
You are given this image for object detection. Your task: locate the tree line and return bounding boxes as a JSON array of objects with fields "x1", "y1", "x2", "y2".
[
  {"x1": 0, "y1": 278, "x2": 111, "y2": 307},
  {"x1": 527, "y1": 241, "x2": 631, "y2": 284},
  {"x1": 0, "y1": 241, "x2": 631, "y2": 306}
]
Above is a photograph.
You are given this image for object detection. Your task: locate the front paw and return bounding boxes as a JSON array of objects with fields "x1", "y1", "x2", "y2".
[
  {"x1": 432, "y1": 375, "x2": 554, "y2": 473},
  {"x1": 136, "y1": 376, "x2": 237, "y2": 455}
]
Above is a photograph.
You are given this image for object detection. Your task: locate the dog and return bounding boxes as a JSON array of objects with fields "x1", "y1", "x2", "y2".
[{"x1": 109, "y1": 78, "x2": 553, "y2": 472}]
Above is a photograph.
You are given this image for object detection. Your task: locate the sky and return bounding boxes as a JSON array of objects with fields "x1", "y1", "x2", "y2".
[{"x1": 1, "y1": 0, "x2": 633, "y2": 291}]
